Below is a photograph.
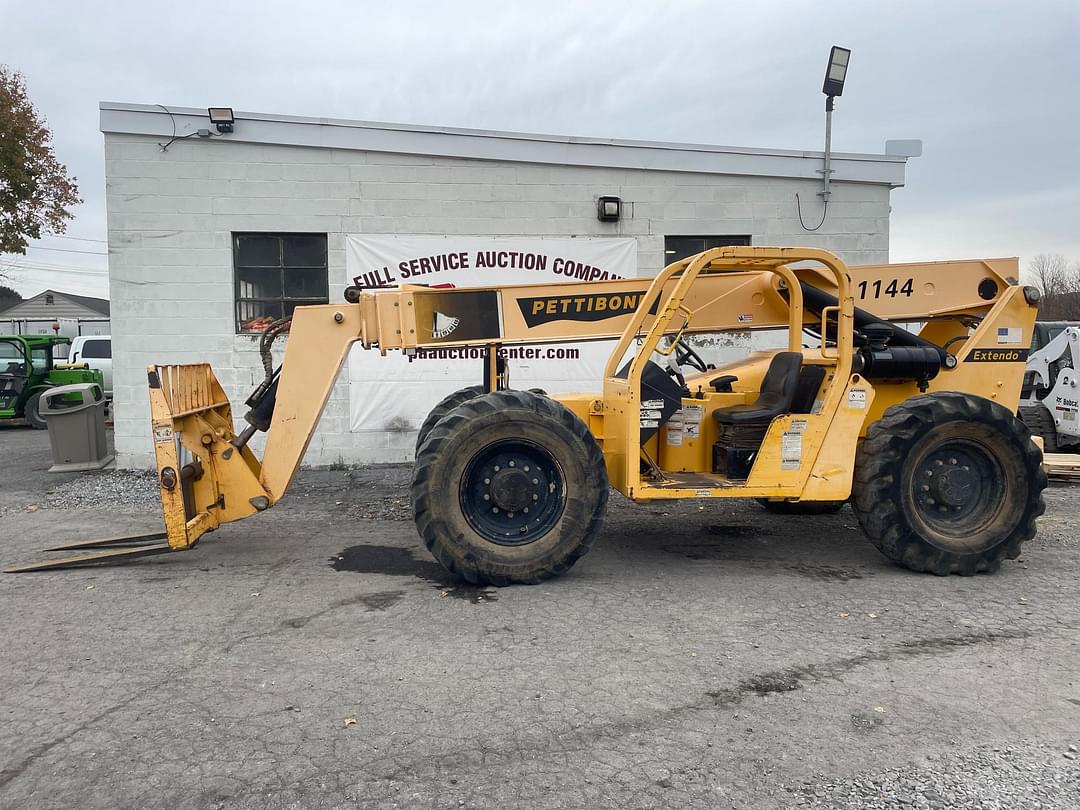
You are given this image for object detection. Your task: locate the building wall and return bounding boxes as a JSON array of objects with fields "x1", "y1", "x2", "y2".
[{"x1": 104, "y1": 133, "x2": 893, "y2": 467}]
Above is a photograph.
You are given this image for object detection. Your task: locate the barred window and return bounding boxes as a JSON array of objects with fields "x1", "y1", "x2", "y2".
[{"x1": 234, "y1": 233, "x2": 328, "y2": 333}]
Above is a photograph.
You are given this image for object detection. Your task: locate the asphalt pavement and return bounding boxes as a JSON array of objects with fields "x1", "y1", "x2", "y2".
[{"x1": 0, "y1": 425, "x2": 1077, "y2": 809}]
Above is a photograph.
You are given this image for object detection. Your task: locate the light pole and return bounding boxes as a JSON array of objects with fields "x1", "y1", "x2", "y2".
[
  {"x1": 799, "y1": 45, "x2": 851, "y2": 230},
  {"x1": 820, "y1": 46, "x2": 851, "y2": 204}
]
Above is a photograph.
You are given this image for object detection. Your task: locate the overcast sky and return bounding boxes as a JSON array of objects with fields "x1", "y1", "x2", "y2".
[{"x1": 1, "y1": 0, "x2": 1077, "y2": 299}]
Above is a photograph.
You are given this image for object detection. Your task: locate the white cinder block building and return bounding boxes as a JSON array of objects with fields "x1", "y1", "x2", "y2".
[{"x1": 100, "y1": 102, "x2": 914, "y2": 467}]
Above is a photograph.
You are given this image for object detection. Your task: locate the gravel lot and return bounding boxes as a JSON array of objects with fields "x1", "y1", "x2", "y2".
[{"x1": 0, "y1": 425, "x2": 1078, "y2": 809}]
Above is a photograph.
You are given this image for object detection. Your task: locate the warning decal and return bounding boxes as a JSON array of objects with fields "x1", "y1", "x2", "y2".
[{"x1": 781, "y1": 431, "x2": 802, "y2": 470}]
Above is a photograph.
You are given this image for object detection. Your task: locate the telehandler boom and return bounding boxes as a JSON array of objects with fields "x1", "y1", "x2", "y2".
[{"x1": 9, "y1": 246, "x2": 1047, "y2": 582}]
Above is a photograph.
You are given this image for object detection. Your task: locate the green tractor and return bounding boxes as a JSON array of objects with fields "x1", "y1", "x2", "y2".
[{"x1": 0, "y1": 335, "x2": 105, "y2": 429}]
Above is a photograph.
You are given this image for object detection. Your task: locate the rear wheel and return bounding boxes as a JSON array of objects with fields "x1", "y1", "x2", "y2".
[
  {"x1": 25, "y1": 391, "x2": 47, "y2": 430},
  {"x1": 756, "y1": 498, "x2": 845, "y2": 515},
  {"x1": 1019, "y1": 404, "x2": 1058, "y2": 453},
  {"x1": 415, "y1": 385, "x2": 484, "y2": 453},
  {"x1": 412, "y1": 390, "x2": 608, "y2": 585},
  {"x1": 853, "y1": 392, "x2": 1046, "y2": 575}
]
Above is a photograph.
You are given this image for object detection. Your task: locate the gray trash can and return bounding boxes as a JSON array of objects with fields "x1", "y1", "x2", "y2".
[{"x1": 39, "y1": 383, "x2": 115, "y2": 473}]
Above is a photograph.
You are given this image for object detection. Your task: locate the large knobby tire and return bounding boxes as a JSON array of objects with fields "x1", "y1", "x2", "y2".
[
  {"x1": 1018, "y1": 404, "x2": 1058, "y2": 453},
  {"x1": 26, "y1": 391, "x2": 47, "y2": 430},
  {"x1": 756, "y1": 498, "x2": 845, "y2": 515},
  {"x1": 415, "y1": 385, "x2": 485, "y2": 454},
  {"x1": 412, "y1": 390, "x2": 608, "y2": 585},
  {"x1": 853, "y1": 392, "x2": 1046, "y2": 576}
]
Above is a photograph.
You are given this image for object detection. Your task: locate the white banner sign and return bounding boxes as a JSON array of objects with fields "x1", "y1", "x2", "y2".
[
  {"x1": 345, "y1": 235, "x2": 639, "y2": 439},
  {"x1": 346, "y1": 234, "x2": 637, "y2": 288}
]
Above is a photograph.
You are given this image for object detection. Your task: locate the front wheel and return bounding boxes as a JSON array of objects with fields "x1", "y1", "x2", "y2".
[
  {"x1": 411, "y1": 390, "x2": 608, "y2": 585},
  {"x1": 414, "y1": 385, "x2": 484, "y2": 454},
  {"x1": 26, "y1": 392, "x2": 47, "y2": 430},
  {"x1": 853, "y1": 392, "x2": 1046, "y2": 575}
]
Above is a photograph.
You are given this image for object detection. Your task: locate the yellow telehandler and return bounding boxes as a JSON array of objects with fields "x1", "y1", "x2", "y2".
[{"x1": 9, "y1": 246, "x2": 1046, "y2": 583}]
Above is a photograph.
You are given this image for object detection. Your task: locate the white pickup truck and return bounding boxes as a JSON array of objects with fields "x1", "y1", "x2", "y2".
[{"x1": 68, "y1": 335, "x2": 112, "y2": 398}]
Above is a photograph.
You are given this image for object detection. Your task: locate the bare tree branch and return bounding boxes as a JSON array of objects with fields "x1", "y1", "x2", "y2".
[{"x1": 1027, "y1": 254, "x2": 1080, "y2": 320}]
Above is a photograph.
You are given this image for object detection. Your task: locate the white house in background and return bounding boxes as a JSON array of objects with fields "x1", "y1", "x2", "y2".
[
  {"x1": 0, "y1": 289, "x2": 111, "y2": 337},
  {"x1": 99, "y1": 102, "x2": 917, "y2": 468}
]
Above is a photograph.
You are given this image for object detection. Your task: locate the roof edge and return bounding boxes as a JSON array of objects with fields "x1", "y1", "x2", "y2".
[{"x1": 100, "y1": 102, "x2": 909, "y2": 187}]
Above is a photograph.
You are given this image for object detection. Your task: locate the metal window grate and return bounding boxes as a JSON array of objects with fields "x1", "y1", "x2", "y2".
[{"x1": 233, "y1": 233, "x2": 329, "y2": 333}]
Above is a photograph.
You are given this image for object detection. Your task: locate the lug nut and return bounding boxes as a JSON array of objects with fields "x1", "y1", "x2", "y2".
[
  {"x1": 484, "y1": 478, "x2": 490, "y2": 485},
  {"x1": 483, "y1": 494, "x2": 490, "y2": 501},
  {"x1": 523, "y1": 466, "x2": 530, "y2": 472},
  {"x1": 509, "y1": 461, "x2": 515, "y2": 467},
  {"x1": 494, "y1": 465, "x2": 500, "y2": 472},
  {"x1": 492, "y1": 507, "x2": 499, "y2": 513},
  {"x1": 532, "y1": 494, "x2": 539, "y2": 501}
]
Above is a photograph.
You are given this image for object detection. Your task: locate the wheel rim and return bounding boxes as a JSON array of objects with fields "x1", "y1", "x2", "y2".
[
  {"x1": 459, "y1": 439, "x2": 565, "y2": 545},
  {"x1": 908, "y1": 437, "x2": 1007, "y2": 550}
]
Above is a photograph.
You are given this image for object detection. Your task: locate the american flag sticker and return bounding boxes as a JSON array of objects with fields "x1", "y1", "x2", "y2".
[{"x1": 997, "y1": 327, "x2": 1022, "y2": 345}]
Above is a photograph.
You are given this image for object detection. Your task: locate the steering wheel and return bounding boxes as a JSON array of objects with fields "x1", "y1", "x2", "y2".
[{"x1": 674, "y1": 339, "x2": 710, "y2": 374}]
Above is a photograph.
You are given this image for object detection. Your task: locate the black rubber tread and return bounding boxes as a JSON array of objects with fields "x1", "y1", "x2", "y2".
[
  {"x1": 1018, "y1": 404, "x2": 1058, "y2": 453},
  {"x1": 756, "y1": 498, "x2": 845, "y2": 515},
  {"x1": 25, "y1": 391, "x2": 47, "y2": 430},
  {"x1": 852, "y1": 392, "x2": 1046, "y2": 576},
  {"x1": 414, "y1": 385, "x2": 485, "y2": 454},
  {"x1": 412, "y1": 390, "x2": 608, "y2": 586}
]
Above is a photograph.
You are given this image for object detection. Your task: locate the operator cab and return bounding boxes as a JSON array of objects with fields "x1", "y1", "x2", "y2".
[
  {"x1": 0, "y1": 339, "x2": 31, "y2": 409},
  {"x1": 631, "y1": 337, "x2": 830, "y2": 485},
  {"x1": 710, "y1": 352, "x2": 823, "y2": 478}
]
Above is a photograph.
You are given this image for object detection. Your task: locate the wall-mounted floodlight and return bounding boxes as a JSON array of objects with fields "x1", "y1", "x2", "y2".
[
  {"x1": 208, "y1": 107, "x2": 235, "y2": 134},
  {"x1": 597, "y1": 195, "x2": 621, "y2": 222},
  {"x1": 822, "y1": 46, "x2": 851, "y2": 98}
]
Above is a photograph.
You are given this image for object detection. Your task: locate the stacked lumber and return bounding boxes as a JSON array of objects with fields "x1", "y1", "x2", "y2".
[{"x1": 1043, "y1": 452, "x2": 1080, "y2": 481}]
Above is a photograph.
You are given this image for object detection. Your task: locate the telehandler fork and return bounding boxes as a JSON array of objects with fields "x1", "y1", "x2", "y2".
[{"x1": 8, "y1": 247, "x2": 1047, "y2": 582}]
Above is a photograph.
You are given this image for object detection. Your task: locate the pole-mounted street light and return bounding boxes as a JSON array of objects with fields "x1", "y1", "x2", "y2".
[
  {"x1": 799, "y1": 45, "x2": 852, "y2": 230},
  {"x1": 820, "y1": 46, "x2": 851, "y2": 204},
  {"x1": 823, "y1": 46, "x2": 851, "y2": 99}
]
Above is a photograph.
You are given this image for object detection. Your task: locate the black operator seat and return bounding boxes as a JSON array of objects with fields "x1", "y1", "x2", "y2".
[{"x1": 712, "y1": 352, "x2": 803, "y2": 425}]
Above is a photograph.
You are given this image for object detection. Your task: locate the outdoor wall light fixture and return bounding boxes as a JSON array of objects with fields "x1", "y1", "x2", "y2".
[
  {"x1": 597, "y1": 195, "x2": 621, "y2": 222},
  {"x1": 208, "y1": 107, "x2": 235, "y2": 133}
]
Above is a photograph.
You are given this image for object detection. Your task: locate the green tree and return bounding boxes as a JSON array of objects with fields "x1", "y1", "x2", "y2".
[
  {"x1": 0, "y1": 283, "x2": 21, "y2": 310},
  {"x1": 0, "y1": 65, "x2": 81, "y2": 255}
]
